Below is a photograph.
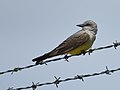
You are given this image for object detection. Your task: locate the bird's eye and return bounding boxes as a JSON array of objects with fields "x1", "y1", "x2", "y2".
[{"x1": 85, "y1": 23, "x2": 91, "y2": 26}]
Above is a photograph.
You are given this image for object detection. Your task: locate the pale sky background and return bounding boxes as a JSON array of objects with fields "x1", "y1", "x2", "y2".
[{"x1": 0, "y1": 0, "x2": 120, "y2": 90}]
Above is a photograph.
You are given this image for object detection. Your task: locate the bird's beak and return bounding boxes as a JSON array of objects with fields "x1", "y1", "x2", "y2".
[{"x1": 76, "y1": 24, "x2": 84, "y2": 27}]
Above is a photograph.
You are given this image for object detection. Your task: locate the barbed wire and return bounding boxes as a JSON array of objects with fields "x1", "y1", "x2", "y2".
[
  {"x1": 0, "y1": 41, "x2": 120, "y2": 75},
  {"x1": 7, "y1": 66, "x2": 120, "y2": 90}
]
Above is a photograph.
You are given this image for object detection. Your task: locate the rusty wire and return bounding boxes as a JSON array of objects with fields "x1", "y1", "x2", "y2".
[
  {"x1": 7, "y1": 66, "x2": 120, "y2": 90},
  {"x1": 0, "y1": 41, "x2": 120, "y2": 75}
]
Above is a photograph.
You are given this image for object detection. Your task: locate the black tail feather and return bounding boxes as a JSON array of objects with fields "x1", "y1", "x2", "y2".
[{"x1": 32, "y1": 53, "x2": 51, "y2": 65}]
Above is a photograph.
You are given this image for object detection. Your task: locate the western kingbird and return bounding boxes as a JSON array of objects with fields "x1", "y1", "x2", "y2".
[{"x1": 32, "y1": 20, "x2": 98, "y2": 64}]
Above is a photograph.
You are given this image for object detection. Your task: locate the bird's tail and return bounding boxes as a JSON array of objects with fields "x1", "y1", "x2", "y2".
[{"x1": 32, "y1": 52, "x2": 52, "y2": 65}]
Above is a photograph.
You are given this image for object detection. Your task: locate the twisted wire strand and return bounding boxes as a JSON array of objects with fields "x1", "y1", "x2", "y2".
[
  {"x1": 7, "y1": 66, "x2": 120, "y2": 90},
  {"x1": 1, "y1": 41, "x2": 120, "y2": 75}
]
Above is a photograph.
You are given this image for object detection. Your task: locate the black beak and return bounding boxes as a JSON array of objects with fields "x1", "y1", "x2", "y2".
[{"x1": 76, "y1": 24, "x2": 84, "y2": 27}]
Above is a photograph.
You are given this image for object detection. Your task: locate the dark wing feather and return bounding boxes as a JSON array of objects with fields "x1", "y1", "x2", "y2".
[{"x1": 49, "y1": 31, "x2": 89, "y2": 56}]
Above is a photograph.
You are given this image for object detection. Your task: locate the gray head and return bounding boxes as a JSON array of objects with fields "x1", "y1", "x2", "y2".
[{"x1": 76, "y1": 20, "x2": 98, "y2": 34}]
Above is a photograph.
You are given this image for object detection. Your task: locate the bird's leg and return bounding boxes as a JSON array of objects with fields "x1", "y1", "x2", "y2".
[
  {"x1": 75, "y1": 50, "x2": 86, "y2": 56},
  {"x1": 81, "y1": 50, "x2": 86, "y2": 55}
]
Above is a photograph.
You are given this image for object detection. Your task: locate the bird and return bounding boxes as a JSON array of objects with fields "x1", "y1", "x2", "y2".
[{"x1": 32, "y1": 20, "x2": 98, "y2": 65}]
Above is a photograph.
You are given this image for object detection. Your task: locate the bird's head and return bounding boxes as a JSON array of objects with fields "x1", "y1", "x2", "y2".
[
  {"x1": 76, "y1": 20, "x2": 98, "y2": 34},
  {"x1": 76, "y1": 20, "x2": 97, "y2": 28}
]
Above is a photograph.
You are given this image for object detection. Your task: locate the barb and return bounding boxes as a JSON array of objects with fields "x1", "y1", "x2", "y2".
[
  {"x1": 1, "y1": 41, "x2": 120, "y2": 75},
  {"x1": 7, "y1": 66, "x2": 120, "y2": 90}
]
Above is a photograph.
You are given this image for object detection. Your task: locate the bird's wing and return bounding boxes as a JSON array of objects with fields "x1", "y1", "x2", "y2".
[{"x1": 49, "y1": 31, "x2": 90, "y2": 56}]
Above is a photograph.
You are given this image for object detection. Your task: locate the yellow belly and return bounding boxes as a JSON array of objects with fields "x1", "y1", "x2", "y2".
[{"x1": 66, "y1": 39, "x2": 93, "y2": 55}]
